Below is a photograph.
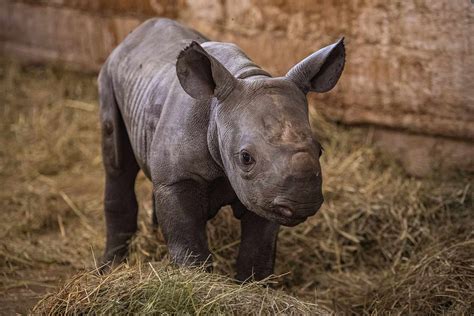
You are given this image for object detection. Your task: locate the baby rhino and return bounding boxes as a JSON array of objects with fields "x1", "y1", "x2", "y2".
[{"x1": 98, "y1": 18, "x2": 345, "y2": 281}]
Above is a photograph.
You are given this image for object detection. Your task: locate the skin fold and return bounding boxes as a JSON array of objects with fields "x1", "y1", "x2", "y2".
[{"x1": 98, "y1": 18, "x2": 345, "y2": 281}]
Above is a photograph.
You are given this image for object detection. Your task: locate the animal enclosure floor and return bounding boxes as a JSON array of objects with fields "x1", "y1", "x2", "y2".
[{"x1": 0, "y1": 58, "x2": 473, "y2": 314}]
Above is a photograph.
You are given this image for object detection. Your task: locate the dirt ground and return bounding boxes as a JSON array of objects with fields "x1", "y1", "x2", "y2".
[{"x1": 1, "y1": 58, "x2": 473, "y2": 314}]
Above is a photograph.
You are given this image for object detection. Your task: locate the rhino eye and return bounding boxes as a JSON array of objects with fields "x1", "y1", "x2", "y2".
[{"x1": 240, "y1": 150, "x2": 254, "y2": 166}]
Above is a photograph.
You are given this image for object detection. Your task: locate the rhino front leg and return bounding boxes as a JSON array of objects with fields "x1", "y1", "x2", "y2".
[
  {"x1": 234, "y1": 201, "x2": 280, "y2": 282},
  {"x1": 153, "y1": 180, "x2": 212, "y2": 269}
]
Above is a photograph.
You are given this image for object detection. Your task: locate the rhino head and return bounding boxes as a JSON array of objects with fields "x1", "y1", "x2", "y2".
[{"x1": 177, "y1": 39, "x2": 345, "y2": 226}]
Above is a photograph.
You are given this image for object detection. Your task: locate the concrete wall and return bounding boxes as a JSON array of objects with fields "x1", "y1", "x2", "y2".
[{"x1": 1, "y1": 0, "x2": 473, "y2": 175}]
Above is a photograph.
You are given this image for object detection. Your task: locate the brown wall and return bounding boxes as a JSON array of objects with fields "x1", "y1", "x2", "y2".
[
  {"x1": 185, "y1": 0, "x2": 474, "y2": 141},
  {"x1": 1, "y1": 0, "x2": 473, "y2": 175}
]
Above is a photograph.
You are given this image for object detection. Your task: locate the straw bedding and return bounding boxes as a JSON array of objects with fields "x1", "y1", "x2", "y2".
[{"x1": 1, "y1": 59, "x2": 472, "y2": 314}]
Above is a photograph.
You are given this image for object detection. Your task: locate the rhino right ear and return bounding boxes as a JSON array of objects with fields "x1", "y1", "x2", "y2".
[
  {"x1": 176, "y1": 41, "x2": 236, "y2": 101},
  {"x1": 286, "y1": 38, "x2": 345, "y2": 94}
]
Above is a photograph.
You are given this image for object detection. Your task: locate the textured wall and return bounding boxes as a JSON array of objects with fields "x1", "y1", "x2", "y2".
[
  {"x1": 184, "y1": 0, "x2": 474, "y2": 141},
  {"x1": 1, "y1": 0, "x2": 473, "y2": 174}
]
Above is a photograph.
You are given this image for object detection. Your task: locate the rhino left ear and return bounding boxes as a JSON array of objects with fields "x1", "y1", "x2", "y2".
[
  {"x1": 176, "y1": 41, "x2": 236, "y2": 101},
  {"x1": 286, "y1": 38, "x2": 345, "y2": 94}
]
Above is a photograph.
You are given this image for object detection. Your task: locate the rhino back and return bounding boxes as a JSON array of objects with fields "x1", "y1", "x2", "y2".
[{"x1": 103, "y1": 18, "x2": 207, "y2": 174}]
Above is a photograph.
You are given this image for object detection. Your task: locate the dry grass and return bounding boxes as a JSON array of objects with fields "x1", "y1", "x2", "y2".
[
  {"x1": 33, "y1": 263, "x2": 329, "y2": 315},
  {"x1": 0, "y1": 57, "x2": 472, "y2": 314}
]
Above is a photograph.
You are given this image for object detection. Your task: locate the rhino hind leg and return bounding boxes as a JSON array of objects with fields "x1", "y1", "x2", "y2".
[
  {"x1": 151, "y1": 193, "x2": 158, "y2": 228},
  {"x1": 98, "y1": 69, "x2": 140, "y2": 271}
]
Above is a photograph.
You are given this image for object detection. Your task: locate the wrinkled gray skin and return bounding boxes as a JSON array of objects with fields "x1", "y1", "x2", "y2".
[{"x1": 98, "y1": 18, "x2": 345, "y2": 281}]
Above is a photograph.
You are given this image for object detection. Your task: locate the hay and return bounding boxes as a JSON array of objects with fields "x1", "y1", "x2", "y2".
[
  {"x1": 369, "y1": 240, "x2": 474, "y2": 314},
  {"x1": 33, "y1": 263, "x2": 329, "y2": 315},
  {"x1": 1, "y1": 57, "x2": 473, "y2": 314}
]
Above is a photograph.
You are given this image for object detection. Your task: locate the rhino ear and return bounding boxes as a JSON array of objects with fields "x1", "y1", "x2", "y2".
[
  {"x1": 176, "y1": 41, "x2": 236, "y2": 101},
  {"x1": 286, "y1": 38, "x2": 345, "y2": 94}
]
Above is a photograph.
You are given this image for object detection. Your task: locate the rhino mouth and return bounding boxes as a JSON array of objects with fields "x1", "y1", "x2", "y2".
[
  {"x1": 243, "y1": 194, "x2": 322, "y2": 226},
  {"x1": 273, "y1": 197, "x2": 323, "y2": 223},
  {"x1": 278, "y1": 216, "x2": 309, "y2": 227},
  {"x1": 249, "y1": 204, "x2": 314, "y2": 227},
  {"x1": 268, "y1": 212, "x2": 309, "y2": 227}
]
